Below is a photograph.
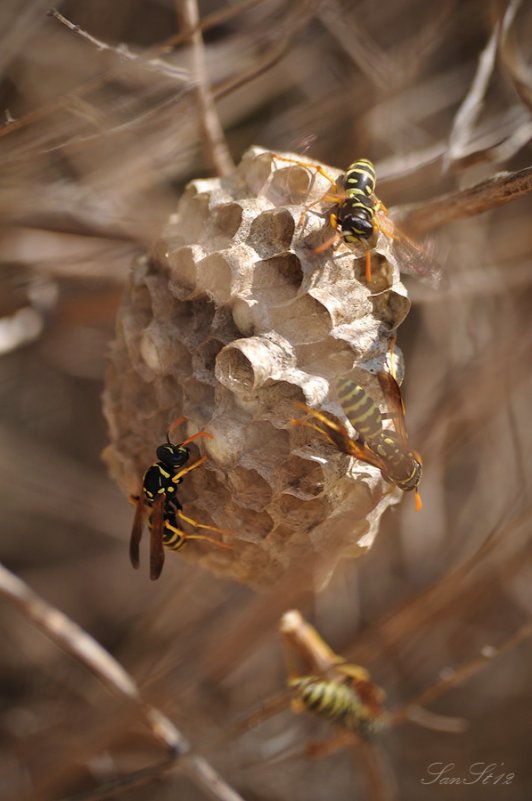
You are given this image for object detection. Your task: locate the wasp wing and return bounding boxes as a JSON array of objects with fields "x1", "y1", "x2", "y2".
[
  {"x1": 374, "y1": 205, "x2": 446, "y2": 288},
  {"x1": 293, "y1": 402, "x2": 391, "y2": 477},
  {"x1": 149, "y1": 494, "x2": 166, "y2": 581},
  {"x1": 129, "y1": 495, "x2": 145, "y2": 570},
  {"x1": 377, "y1": 371, "x2": 408, "y2": 445}
]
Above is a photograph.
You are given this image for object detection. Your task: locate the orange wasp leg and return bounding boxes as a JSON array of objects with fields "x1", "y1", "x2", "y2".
[
  {"x1": 172, "y1": 455, "x2": 207, "y2": 483},
  {"x1": 365, "y1": 251, "x2": 373, "y2": 283},
  {"x1": 290, "y1": 416, "x2": 342, "y2": 450},
  {"x1": 177, "y1": 510, "x2": 232, "y2": 539},
  {"x1": 166, "y1": 516, "x2": 231, "y2": 550},
  {"x1": 271, "y1": 154, "x2": 338, "y2": 189},
  {"x1": 271, "y1": 155, "x2": 347, "y2": 238}
]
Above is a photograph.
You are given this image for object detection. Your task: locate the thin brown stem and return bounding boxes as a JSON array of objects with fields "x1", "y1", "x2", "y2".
[
  {"x1": 1, "y1": 0, "x2": 265, "y2": 141},
  {"x1": 0, "y1": 561, "x2": 185, "y2": 753},
  {"x1": 389, "y1": 620, "x2": 532, "y2": 727},
  {"x1": 214, "y1": 0, "x2": 316, "y2": 101},
  {"x1": 179, "y1": 755, "x2": 248, "y2": 801},
  {"x1": 177, "y1": 0, "x2": 234, "y2": 176},
  {"x1": 445, "y1": 18, "x2": 499, "y2": 169},
  {"x1": 0, "y1": 562, "x2": 248, "y2": 801},
  {"x1": 47, "y1": 8, "x2": 192, "y2": 82},
  {"x1": 401, "y1": 165, "x2": 532, "y2": 232}
]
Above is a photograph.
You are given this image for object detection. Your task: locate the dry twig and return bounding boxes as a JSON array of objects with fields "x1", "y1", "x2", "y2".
[
  {"x1": 0, "y1": 561, "x2": 184, "y2": 753},
  {"x1": 177, "y1": 0, "x2": 234, "y2": 176},
  {"x1": 445, "y1": 17, "x2": 499, "y2": 169},
  {"x1": 401, "y1": 165, "x2": 532, "y2": 232},
  {"x1": 499, "y1": 0, "x2": 532, "y2": 111},
  {"x1": 390, "y1": 620, "x2": 532, "y2": 727},
  {"x1": 47, "y1": 8, "x2": 192, "y2": 82},
  {"x1": 0, "y1": 563, "x2": 248, "y2": 801}
]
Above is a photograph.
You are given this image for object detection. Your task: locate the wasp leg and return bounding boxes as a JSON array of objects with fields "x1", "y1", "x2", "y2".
[
  {"x1": 177, "y1": 510, "x2": 231, "y2": 538},
  {"x1": 271, "y1": 154, "x2": 338, "y2": 189},
  {"x1": 165, "y1": 518, "x2": 231, "y2": 551},
  {"x1": 314, "y1": 213, "x2": 340, "y2": 254},
  {"x1": 365, "y1": 251, "x2": 373, "y2": 283},
  {"x1": 185, "y1": 534, "x2": 232, "y2": 550},
  {"x1": 304, "y1": 732, "x2": 353, "y2": 759},
  {"x1": 271, "y1": 155, "x2": 346, "y2": 231},
  {"x1": 162, "y1": 519, "x2": 187, "y2": 551},
  {"x1": 290, "y1": 416, "x2": 342, "y2": 450},
  {"x1": 172, "y1": 455, "x2": 208, "y2": 483}
]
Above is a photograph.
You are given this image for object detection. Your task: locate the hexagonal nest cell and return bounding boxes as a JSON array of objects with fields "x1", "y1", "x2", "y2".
[{"x1": 102, "y1": 147, "x2": 413, "y2": 589}]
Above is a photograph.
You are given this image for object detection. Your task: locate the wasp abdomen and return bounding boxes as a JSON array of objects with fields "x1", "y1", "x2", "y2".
[
  {"x1": 336, "y1": 378, "x2": 382, "y2": 440},
  {"x1": 337, "y1": 159, "x2": 377, "y2": 242},
  {"x1": 344, "y1": 159, "x2": 376, "y2": 197},
  {"x1": 373, "y1": 432, "x2": 422, "y2": 491},
  {"x1": 289, "y1": 676, "x2": 377, "y2": 735}
]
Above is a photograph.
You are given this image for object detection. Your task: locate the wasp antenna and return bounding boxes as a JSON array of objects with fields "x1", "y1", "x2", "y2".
[
  {"x1": 166, "y1": 415, "x2": 188, "y2": 442},
  {"x1": 180, "y1": 430, "x2": 213, "y2": 447},
  {"x1": 415, "y1": 491, "x2": 422, "y2": 512}
]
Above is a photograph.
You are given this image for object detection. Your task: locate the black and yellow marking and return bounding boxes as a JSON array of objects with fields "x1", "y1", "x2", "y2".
[
  {"x1": 336, "y1": 378, "x2": 382, "y2": 440},
  {"x1": 372, "y1": 431, "x2": 422, "y2": 492},
  {"x1": 344, "y1": 158, "x2": 376, "y2": 197},
  {"x1": 334, "y1": 375, "x2": 422, "y2": 494},
  {"x1": 292, "y1": 369, "x2": 422, "y2": 509},
  {"x1": 129, "y1": 422, "x2": 229, "y2": 580},
  {"x1": 271, "y1": 152, "x2": 444, "y2": 286},
  {"x1": 336, "y1": 159, "x2": 378, "y2": 243},
  {"x1": 289, "y1": 676, "x2": 379, "y2": 736}
]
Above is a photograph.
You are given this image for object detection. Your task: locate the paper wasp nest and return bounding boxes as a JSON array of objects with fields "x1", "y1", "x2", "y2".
[{"x1": 103, "y1": 147, "x2": 411, "y2": 588}]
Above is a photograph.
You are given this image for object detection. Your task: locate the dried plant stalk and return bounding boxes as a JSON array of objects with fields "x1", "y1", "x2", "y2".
[{"x1": 103, "y1": 147, "x2": 413, "y2": 588}]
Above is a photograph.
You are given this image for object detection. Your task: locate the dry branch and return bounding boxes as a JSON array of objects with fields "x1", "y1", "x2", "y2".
[
  {"x1": 47, "y1": 8, "x2": 192, "y2": 82},
  {"x1": 177, "y1": 0, "x2": 234, "y2": 176},
  {"x1": 0, "y1": 563, "x2": 248, "y2": 801},
  {"x1": 390, "y1": 620, "x2": 532, "y2": 727},
  {"x1": 0, "y1": 561, "x2": 184, "y2": 753},
  {"x1": 445, "y1": 19, "x2": 499, "y2": 169},
  {"x1": 402, "y1": 165, "x2": 532, "y2": 232}
]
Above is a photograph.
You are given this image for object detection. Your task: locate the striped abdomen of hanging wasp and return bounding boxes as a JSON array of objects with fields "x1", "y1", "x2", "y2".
[
  {"x1": 336, "y1": 377, "x2": 422, "y2": 493},
  {"x1": 288, "y1": 676, "x2": 382, "y2": 737},
  {"x1": 160, "y1": 498, "x2": 187, "y2": 551},
  {"x1": 336, "y1": 158, "x2": 377, "y2": 243}
]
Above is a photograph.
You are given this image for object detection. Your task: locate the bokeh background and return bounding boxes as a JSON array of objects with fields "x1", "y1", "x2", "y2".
[{"x1": 0, "y1": 1, "x2": 531, "y2": 799}]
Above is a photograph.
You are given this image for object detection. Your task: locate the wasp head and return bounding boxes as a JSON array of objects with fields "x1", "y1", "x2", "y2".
[{"x1": 156, "y1": 443, "x2": 190, "y2": 468}]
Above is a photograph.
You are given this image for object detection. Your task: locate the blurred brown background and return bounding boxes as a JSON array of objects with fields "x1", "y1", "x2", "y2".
[{"x1": 0, "y1": 1, "x2": 531, "y2": 799}]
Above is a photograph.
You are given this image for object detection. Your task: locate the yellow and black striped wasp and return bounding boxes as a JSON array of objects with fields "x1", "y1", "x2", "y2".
[
  {"x1": 129, "y1": 417, "x2": 229, "y2": 580},
  {"x1": 292, "y1": 371, "x2": 422, "y2": 511},
  {"x1": 273, "y1": 154, "x2": 444, "y2": 287},
  {"x1": 281, "y1": 610, "x2": 387, "y2": 743},
  {"x1": 289, "y1": 667, "x2": 386, "y2": 739}
]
